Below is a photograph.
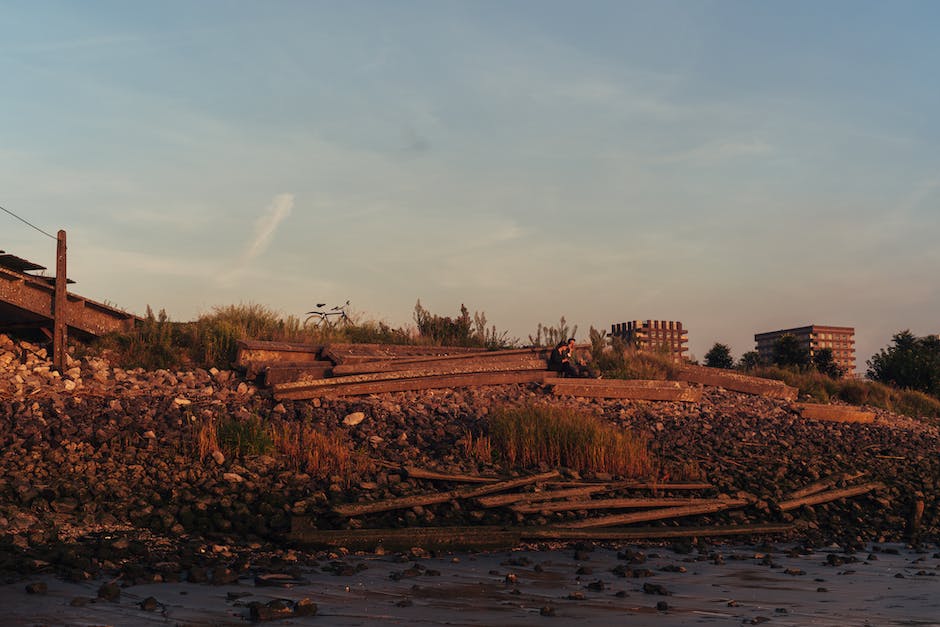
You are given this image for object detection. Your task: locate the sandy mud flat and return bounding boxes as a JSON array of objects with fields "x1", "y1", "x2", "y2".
[{"x1": 2, "y1": 542, "x2": 938, "y2": 626}]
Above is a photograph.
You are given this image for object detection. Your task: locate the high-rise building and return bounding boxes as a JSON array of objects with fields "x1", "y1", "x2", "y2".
[
  {"x1": 610, "y1": 320, "x2": 688, "y2": 362},
  {"x1": 754, "y1": 324, "x2": 855, "y2": 376}
]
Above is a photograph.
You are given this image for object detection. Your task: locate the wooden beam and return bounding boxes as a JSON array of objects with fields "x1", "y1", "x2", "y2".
[
  {"x1": 777, "y1": 482, "x2": 884, "y2": 512},
  {"x1": 401, "y1": 466, "x2": 500, "y2": 484},
  {"x1": 525, "y1": 523, "x2": 795, "y2": 542},
  {"x1": 548, "y1": 378, "x2": 702, "y2": 402},
  {"x1": 289, "y1": 523, "x2": 522, "y2": 551},
  {"x1": 563, "y1": 498, "x2": 749, "y2": 529},
  {"x1": 332, "y1": 470, "x2": 560, "y2": 517},
  {"x1": 53, "y1": 230, "x2": 67, "y2": 372},
  {"x1": 288, "y1": 523, "x2": 795, "y2": 550},
  {"x1": 796, "y1": 403, "x2": 876, "y2": 423},
  {"x1": 477, "y1": 485, "x2": 611, "y2": 508},
  {"x1": 275, "y1": 359, "x2": 546, "y2": 393},
  {"x1": 511, "y1": 496, "x2": 735, "y2": 515},
  {"x1": 675, "y1": 364, "x2": 798, "y2": 400},
  {"x1": 275, "y1": 370, "x2": 550, "y2": 400},
  {"x1": 264, "y1": 363, "x2": 333, "y2": 386},
  {"x1": 783, "y1": 472, "x2": 867, "y2": 501},
  {"x1": 333, "y1": 351, "x2": 547, "y2": 375}
]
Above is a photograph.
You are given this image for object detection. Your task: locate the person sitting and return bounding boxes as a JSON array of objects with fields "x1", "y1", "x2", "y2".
[
  {"x1": 565, "y1": 338, "x2": 600, "y2": 378},
  {"x1": 548, "y1": 339, "x2": 582, "y2": 378}
]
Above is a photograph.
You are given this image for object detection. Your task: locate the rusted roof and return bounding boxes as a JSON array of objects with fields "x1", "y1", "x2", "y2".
[{"x1": 0, "y1": 253, "x2": 46, "y2": 273}]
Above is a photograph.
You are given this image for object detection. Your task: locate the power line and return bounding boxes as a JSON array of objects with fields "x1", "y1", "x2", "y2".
[{"x1": 0, "y1": 204, "x2": 57, "y2": 240}]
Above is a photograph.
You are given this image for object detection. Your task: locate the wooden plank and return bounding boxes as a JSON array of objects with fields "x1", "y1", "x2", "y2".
[
  {"x1": 524, "y1": 523, "x2": 795, "y2": 542},
  {"x1": 323, "y1": 343, "x2": 488, "y2": 364},
  {"x1": 783, "y1": 472, "x2": 867, "y2": 501},
  {"x1": 545, "y1": 481, "x2": 713, "y2": 491},
  {"x1": 564, "y1": 498, "x2": 749, "y2": 529},
  {"x1": 796, "y1": 403, "x2": 876, "y2": 423},
  {"x1": 274, "y1": 359, "x2": 547, "y2": 392},
  {"x1": 235, "y1": 341, "x2": 324, "y2": 376},
  {"x1": 333, "y1": 351, "x2": 547, "y2": 375},
  {"x1": 777, "y1": 482, "x2": 884, "y2": 512},
  {"x1": 332, "y1": 471, "x2": 560, "y2": 517},
  {"x1": 511, "y1": 496, "x2": 735, "y2": 515},
  {"x1": 275, "y1": 370, "x2": 550, "y2": 400},
  {"x1": 477, "y1": 485, "x2": 611, "y2": 508},
  {"x1": 402, "y1": 466, "x2": 500, "y2": 484},
  {"x1": 288, "y1": 523, "x2": 794, "y2": 550},
  {"x1": 263, "y1": 362, "x2": 334, "y2": 386},
  {"x1": 289, "y1": 523, "x2": 521, "y2": 551},
  {"x1": 675, "y1": 364, "x2": 798, "y2": 400},
  {"x1": 549, "y1": 378, "x2": 702, "y2": 402}
]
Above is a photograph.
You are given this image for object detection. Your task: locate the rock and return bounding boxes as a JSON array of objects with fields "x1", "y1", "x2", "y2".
[
  {"x1": 24, "y1": 582, "x2": 47, "y2": 594},
  {"x1": 343, "y1": 412, "x2": 366, "y2": 426},
  {"x1": 97, "y1": 582, "x2": 121, "y2": 601},
  {"x1": 140, "y1": 596, "x2": 159, "y2": 611}
]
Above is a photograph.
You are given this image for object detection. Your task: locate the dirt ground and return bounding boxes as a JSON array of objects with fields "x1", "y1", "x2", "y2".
[{"x1": 2, "y1": 542, "x2": 939, "y2": 626}]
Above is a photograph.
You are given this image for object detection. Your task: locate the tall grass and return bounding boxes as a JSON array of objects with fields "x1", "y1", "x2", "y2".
[
  {"x1": 751, "y1": 366, "x2": 940, "y2": 421},
  {"x1": 196, "y1": 414, "x2": 371, "y2": 479},
  {"x1": 487, "y1": 404, "x2": 655, "y2": 478},
  {"x1": 592, "y1": 340, "x2": 680, "y2": 381},
  {"x1": 270, "y1": 423, "x2": 372, "y2": 479}
]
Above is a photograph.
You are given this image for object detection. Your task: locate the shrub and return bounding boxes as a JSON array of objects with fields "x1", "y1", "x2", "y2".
[
  {"x1": 216, "y1": 414, "x2": 273, "y2": 457},
  {"x1": 595, "y1": 341, "x2": 678, "y2": 381},
  {"x1": 487, "y1": 404, "x2": 655, "y2": 478}
]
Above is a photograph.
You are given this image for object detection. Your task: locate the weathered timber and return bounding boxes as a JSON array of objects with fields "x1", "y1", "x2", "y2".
[
  {"x1": 477, "y1": 485, "x2": 611, "y2": 508},
  {"x1": 783, "y1": 472, "x2": 867, "y2": 501},
  {"x1": 675, "y1": 364, "x2": 798, "y2": 400},
  {"x1": 288, "y1": 523, "x2": 794, "y2": 550},
  {"x1": 235, "y1": 341, "x2": 324, "y2": 376},
  {"x1": 322, "y1": 343, "x2": 487, "y2": 365},
  {"x1": 402, "y1": 466, "x2": 500, "y2": 484},
  {"x1": 275, "y1": 370, "x2": 550, "y2": 400},
  {"x1": 511, "y1": 496, "x2": 735, "y2": 515},
  {"x1": 526, "y1": 523, "x2": 795, "y2": 542},
  {"x1": 777, "y1": 482, "x2": 885, "y2": 512},
  {"x1": 332, "y1": 470, "x2": 561, "y2": 517},
  {"x1": 0, "y1": 264, "x2": 138, "y2": 339},
  {"x1": 546, "y1": 481, "x2": 714, "y2": 491},
  {"x1": 548, "y1": 378, "x2": 702, "y2": 402},
  {"x1": 332, "y1": 351, "x2": 548, "y2": 375},
  {"x1": 274, "y1": 359, "x2": 547, "y2": 393},
  {"x1": 263, "y1": 361, "x2": 334, "y2": 386},
  {"x1": 289, "y1": 523, "x2": 521, "y2": 551},
  {"x1": 564, "y1": 498, "x2": 749, "y2": 529},
  {"x1": 796, "y1": 403, "x2": 876, "y2": 424}
]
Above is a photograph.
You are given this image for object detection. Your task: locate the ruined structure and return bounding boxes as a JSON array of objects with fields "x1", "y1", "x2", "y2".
[
  {"x1": 0, "y1": 249, "x2": 137, "y2": 341},
  {"x1": 610, "y1": 320, "x2": 689, "y2": 362}
]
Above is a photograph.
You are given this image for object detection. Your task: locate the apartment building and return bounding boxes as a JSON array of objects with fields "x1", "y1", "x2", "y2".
[
  {"x1": 610, "y1": 319, "x2": 688, "y2": 362},
  {"x1": 754, "y1": 324, "x2": 855, "y2": 376}
]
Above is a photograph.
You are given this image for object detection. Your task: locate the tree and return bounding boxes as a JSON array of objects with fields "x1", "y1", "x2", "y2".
[
  {"x1": 813, "y1": 347, "x2": 846, "y2": 379},
  {"x1": 737, "y1": 351, "x2": 761, "y2": 371},
  {"x1": 867, "y1": 330, "x2": 940, "y2": 396},
  {"x1": 704, "y1": 342, "x2": 734, "y2": 369},
  {"x1": 772, "y1": 334, "x2": 810, "y2": 370}
]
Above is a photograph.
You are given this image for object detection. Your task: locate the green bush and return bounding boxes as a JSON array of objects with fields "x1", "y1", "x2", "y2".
[{"x1": 217, "y1": 414, "x2": 273, "y2": 457}]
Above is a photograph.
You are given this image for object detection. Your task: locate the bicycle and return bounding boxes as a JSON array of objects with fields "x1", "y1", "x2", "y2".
[{"x1": 304, "y1": 300, "x2": 351, "y2": 328}]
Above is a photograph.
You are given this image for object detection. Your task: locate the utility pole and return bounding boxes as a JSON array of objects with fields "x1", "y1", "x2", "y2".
[{"x1": 53, "y1": 229, "x2": 67, "y2": 372}]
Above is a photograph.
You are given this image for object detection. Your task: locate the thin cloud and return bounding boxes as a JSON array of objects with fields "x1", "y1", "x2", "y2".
[{"x1": 244, "y1": 193, "x2": 294, "y2": 262}]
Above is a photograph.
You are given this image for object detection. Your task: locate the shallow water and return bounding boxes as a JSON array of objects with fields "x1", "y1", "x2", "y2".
[{"x1": 3, "y1": 543, "x2": 939, "y2": 626}]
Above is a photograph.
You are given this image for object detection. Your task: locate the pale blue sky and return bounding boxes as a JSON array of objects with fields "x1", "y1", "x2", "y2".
[{"x1": 2, "y1": 1, "x2": 938, "y2": 368}]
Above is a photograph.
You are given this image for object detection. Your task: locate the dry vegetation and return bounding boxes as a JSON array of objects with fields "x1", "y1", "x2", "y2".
[{"x1": 486, "y1": 403, "x2": 656, "y2": 478}]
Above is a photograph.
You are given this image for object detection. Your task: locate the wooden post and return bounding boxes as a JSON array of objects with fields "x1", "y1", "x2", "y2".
[{"x1": 53, "y1": 229, "x2": 67, "y2": 372}]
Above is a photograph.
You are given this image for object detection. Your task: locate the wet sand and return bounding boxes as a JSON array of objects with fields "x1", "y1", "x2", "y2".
[{"x1": 3, "y1": 542, "x2": 939, "y2": 626}]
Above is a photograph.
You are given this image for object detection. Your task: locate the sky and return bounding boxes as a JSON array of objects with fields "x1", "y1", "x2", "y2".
[{"x1": 1, "y1": 0, "x2": 938, "y2": 370}]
